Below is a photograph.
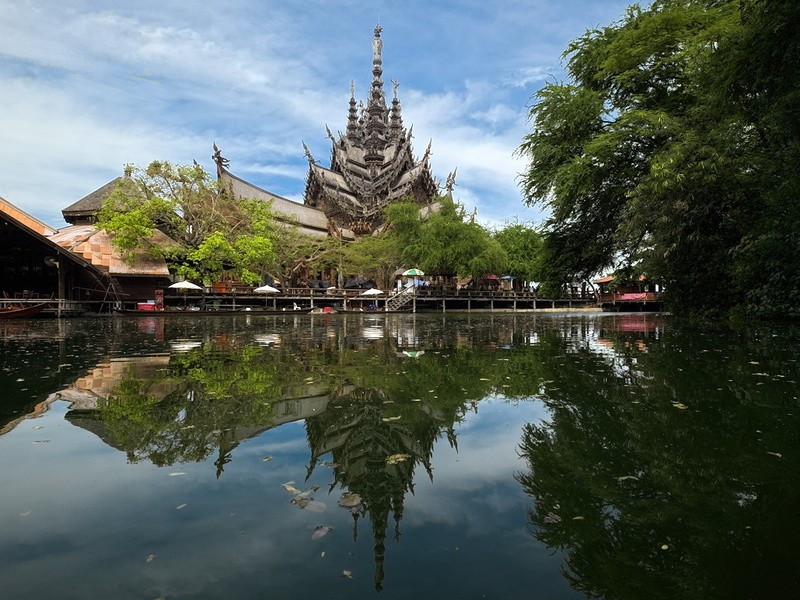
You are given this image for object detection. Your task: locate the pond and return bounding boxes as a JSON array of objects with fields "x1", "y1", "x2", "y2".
[{"x1": 1, "y1": 313, "x2": 798, "y2": 599}]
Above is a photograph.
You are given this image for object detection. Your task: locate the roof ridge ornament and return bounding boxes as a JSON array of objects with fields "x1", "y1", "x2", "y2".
[
  {"x1": 212, "y1": 143, "x2": 230, "y2": 170},
  {"x1": 302, "y1": 142, "x2": 316, "y2": 164}
]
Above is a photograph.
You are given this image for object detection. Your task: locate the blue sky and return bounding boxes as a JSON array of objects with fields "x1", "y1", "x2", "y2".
[{"x1": 0, "y1": 0, "x2": 632, "y2": 229}]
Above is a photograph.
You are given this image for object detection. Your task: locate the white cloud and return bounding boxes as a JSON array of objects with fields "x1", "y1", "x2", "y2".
[{"x1": 0, "y1": 0, "x2": 632, "y2": 228}]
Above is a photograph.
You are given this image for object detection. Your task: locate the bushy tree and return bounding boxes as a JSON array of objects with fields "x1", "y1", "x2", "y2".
[
  {"x1": 97, "y1": 161, "x2": 276, "y2": 284},
  {"x1": 380, "y1": 197, "x2": 506, "y2": 279},
  {"x1": 493, "y1": 222, "x2": 544, "y2": 285},
  {"x1": 518, "y1": 0, "x2": 800, "y2": 318}
]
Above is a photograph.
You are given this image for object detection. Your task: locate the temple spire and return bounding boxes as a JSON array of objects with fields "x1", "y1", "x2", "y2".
[
  {"x1": 390, "y1": 79, "x2": 403, "y2": 138},
  {"x1": 347, "y1": 81, "x2": 358, "y2": 138},
  {"x1": 367, "y1": 24, "x2": 387, "y2": 125}
]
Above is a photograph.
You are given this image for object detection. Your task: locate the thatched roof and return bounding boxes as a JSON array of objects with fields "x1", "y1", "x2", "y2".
[{"x1": 61, "y1": 177, "x2": 122, "y2": 224}]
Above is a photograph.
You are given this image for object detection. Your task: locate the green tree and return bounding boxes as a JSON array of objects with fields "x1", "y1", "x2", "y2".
[
  {"x1": 381, "y1": 197, "x2": 506, "y2": 278},
  {"x1": 97, "y1": 161, "x2": 276, "y2": 284},
  {"x1": 518, "y1": 0, "x2": 800, "y2": 317},
  {"x1": 493, "y1": 222, "x2": 544, "y2": 284}
]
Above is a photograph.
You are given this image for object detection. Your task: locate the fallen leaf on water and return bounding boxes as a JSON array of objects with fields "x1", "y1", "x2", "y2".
[
  {"x1": 291, "y1": 497, "x2": 311, "y2": 508},
  {"x1": 661, "y1": 544, "x2": 669, "y2": 550},
  {"x1": 169, "y1": 472, "x2": 186, "y2": 477},
  {"x1": 321, "y1": 551, "x2": 325, "y2": 558},
  {"x1": 572, "y1": 516, "x2": 585, "y2": 520},
  {"x1": 342, "y1": 570, "x2": 353, "y2": 579},
  {"x1": 339, "y1": 492, "x2": 362, "y2": 508},
  {"x1": 262, "y1": 456, "x2": 274, "y2": 462},
  {"x1": 382, "y1": 416, "x2": 401, "y2": 422},
  {"x1": 312, "y1": 525, "x2": 333, "y2": 540},
  {"x1": 411, "y1": 398, "x2": 421, "y2": 402},
  {"x1": 305, "y1": 500, "x2": 327, "y2": 513},
  {"x1": 282, "y1": 482, "x2": 301, "y2": 494},
  {"x1": 386, "y1": 453, "x2": 411, "y2": 465},
  {"x1": 145, "y1": 554, "x2": 156, "y2": 563},
  {"x1": 544, "y1": 512, "x2": 561, "y2": 524},
  {"x1": 176, "y1": 503, "x2": 188, "y2": 510},
  {"x1": 309, "y1": 485, "x2": 320, "y2": 492},
  {"x1": 672, "y1": 402, "x2": 688, "y2": 410},
  {"x1": 766, "y1": 451, "x2": 782, "y2": 458},
  {"x1": 20, "y1": 510, "x2": 32, "y2": 517},
  {"x1": 617, "y1": 475, "x2": 639, "y2": 481}
]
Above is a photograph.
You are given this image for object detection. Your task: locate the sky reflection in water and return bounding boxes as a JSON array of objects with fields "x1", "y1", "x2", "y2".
[{"x1": 1, "y1": 313, "x2": 798, "y2": 599}]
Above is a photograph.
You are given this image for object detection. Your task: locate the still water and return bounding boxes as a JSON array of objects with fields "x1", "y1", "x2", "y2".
[{"x1": 1, "y1": 313, "x2": 798, "y2": 599}]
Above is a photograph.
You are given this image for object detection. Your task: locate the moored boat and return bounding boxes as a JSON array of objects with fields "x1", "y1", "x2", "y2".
[
  {"x1": 0, "y1": 303, "x2": 50, "y2": 319},
  {"x1": 115, "y1": 307, "x2": 313, "y2": 316}
]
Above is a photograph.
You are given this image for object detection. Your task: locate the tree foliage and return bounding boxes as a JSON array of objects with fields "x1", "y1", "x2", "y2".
[
  {"x1": 388, "y1": 197, "x2": 507, "y2": 278},
  {"x1": 97, "y1": 161, "x2": 277, "y2": 284},
  {"x1": 518, "y1": 0, "x2": 800, "y2": 317},
  {"x1": 493, "y1": 222, "x2": 544, "y2": 283}
]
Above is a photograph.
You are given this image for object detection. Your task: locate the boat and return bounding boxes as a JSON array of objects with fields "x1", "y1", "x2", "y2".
[
  {"x1": 115, "y1": 307, "x2": 314, "y2": 316},
  {"x1": 0, "y1": 303, "x2": 49, "y2": 319},
  {"x1": 334, "y1": 308, "x2": 409, "y2": 314}
]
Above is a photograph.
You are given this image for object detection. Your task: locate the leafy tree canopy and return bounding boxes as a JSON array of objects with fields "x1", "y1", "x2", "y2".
[
  {"x1": 518, "y1": 0, "x2": 800, "y2": 318},
  {"x1": 389, "y1": 196, "x2": 507, "y2": 278},
  {"x1": 493, "y1": 222, "x2": 544, "y2": 282},
  {"x1": 97, "y1": 161, "x2": 277, "y2": 284}
]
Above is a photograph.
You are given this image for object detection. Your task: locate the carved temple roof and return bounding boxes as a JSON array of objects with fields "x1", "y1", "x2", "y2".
[{"x1": 303, "y1": 25, "x2": 440, "y2": 235}]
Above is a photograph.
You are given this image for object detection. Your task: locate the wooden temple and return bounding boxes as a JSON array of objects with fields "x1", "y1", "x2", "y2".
[{"x1": 302, "y1": 25, "x2": 442, "y2": 235}]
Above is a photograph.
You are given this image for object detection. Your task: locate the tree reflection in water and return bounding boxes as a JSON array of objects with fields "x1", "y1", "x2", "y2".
[
  {"x1": 10, "y1": 313, "x2": 798, "y2": 596},
  {"x1": 58, "y1": 315, "x2": 501, "y2": 591},
  {"x1": 516, "y1": 317, "x2": 800, "y2": 599}
]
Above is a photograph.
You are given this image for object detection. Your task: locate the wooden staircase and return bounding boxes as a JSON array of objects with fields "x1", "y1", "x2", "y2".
[{"x1": 385, "y1": 285, "x2": 415, "y2": 311}]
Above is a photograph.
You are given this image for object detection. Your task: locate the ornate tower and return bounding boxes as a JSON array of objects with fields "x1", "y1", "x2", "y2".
[{"x1": 303, "y1": 25, "x2": 440, "y2": 236}]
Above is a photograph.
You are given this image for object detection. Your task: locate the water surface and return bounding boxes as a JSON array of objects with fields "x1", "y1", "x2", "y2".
[{"x1": 1, "y1": 313, "x2": 798, "y2": 599}]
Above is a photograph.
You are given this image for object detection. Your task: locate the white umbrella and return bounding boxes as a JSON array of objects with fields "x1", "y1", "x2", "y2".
[
  {"x1": 168, "y1": 280, "x2": 202, "y2": 308},
  {"x1": 254, "y1": 284, "x2": 280, "y2": 309},
  {"x1": 359, "y1": 288, "x2": 384, "y2": 296},
  {"x1": 254, "y1": 284, "x2": 280, "y2": 293},
  {"x1": 168, "y1": 280, "x2": 202, "y2": 290}
]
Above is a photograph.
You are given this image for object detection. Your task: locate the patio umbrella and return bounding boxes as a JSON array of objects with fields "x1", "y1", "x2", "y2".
[
  {"x1": 402, "y1": 268, "x2": 425, "y2": 277},
  {"x1": 254, "y1": 284, "x2": 280, "y2": 309},
  {"x1": 168, "y1": 280, "x2": 203, "y2": 307},
  {"x1": 359, "y1": 288, "x2": 384, "y2": 296},
  {"x1": 168, "y1": 281, "x2": 202, "y2": 290}
]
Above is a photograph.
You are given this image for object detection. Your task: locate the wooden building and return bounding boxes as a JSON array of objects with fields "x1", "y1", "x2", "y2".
[
  {"x1": 302, "y1": 25, "x2": 442, "y2": 235},
  {"x1": 0, "y1": 195, "x2": 171, "y2": 311}
]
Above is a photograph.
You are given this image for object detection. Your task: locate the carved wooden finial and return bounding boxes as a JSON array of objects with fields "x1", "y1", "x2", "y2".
[
  {"x1": 445, "y1": 168, "x2": 458, "y2": 193},
  {"x1": 302, "y1": 142, "x2": 316, "y2": 164},
  {"x1": 212, "y1": 143, "x2": 229, "y2": 169}
]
